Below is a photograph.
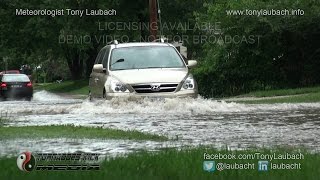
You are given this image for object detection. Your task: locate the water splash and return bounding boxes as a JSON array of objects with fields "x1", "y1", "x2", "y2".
[{"x1": 1, "y1": 91, "x2": 320, "y2": 115}]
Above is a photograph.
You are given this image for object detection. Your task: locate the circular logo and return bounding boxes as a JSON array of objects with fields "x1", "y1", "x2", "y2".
[{"x1": 17, "y1": 152, "x2": 36, "y2": 172}]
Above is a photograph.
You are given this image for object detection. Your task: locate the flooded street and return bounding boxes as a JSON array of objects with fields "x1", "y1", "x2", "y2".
[{"x1": 1, "y1": 91, "x2": 320, "y2": 157}]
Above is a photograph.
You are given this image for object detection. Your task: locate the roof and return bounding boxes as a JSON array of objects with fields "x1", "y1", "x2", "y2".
[
  {"x1": 110, "y1": 42, "x2": 173, "y2": 48},
  {"x1": 1, "y1": 74, "x2": 27, "y2": 77}
]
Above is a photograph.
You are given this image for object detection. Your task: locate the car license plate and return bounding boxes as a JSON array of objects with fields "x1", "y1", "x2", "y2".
[
  {"x1": 11, "y1": 85, "x2": 22, "y2": 88},
  {"x1": 148, "y1": 97, "x2": 165, "y2": 101}
]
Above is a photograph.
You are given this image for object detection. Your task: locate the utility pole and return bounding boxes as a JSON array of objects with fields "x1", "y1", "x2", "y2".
[{"x1": 149, "y1": 0, "x2": 158, "y2": 41}]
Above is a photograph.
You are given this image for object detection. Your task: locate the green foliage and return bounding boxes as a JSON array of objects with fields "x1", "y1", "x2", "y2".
[
  {"x1": 1, "y1": 0, "x2": 207, "y2": 80},
  {"x1": 195, "y1": 0, "x2": 320, "y2": 97},
  {"x1": 0, "y1": 0, "x2": 152, "y2": 80},
  {"x1": 1, "y1": 0, "x2": 320, "y2": 97}
]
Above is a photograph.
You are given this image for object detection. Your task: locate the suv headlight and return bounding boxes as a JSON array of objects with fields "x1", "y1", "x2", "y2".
[
  {"x1": 110, "y1": 78, "x2": 129, "y2": 93},
  {"x1": 182, "y1": 75, "x2": 195, "y2": 90}
]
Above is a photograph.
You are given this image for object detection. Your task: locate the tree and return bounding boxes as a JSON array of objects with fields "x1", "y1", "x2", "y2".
[{"x1": 194, "y1": 0, "x2": 320, "y2": 97}]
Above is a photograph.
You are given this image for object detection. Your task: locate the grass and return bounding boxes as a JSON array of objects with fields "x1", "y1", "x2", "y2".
[
  {"x1": 35, "y1": 79, "x2": 89, "y2": 95},
  {"x1": 0, "y1": 117, "x2": 7, "y2": 127},
  {"x1": 0, "y1": 125, "x2": 168, "y2": 141},
  {"x1": 240, "y1": 86, "x2": 320, "y2": 98},
  {"x1": 227, "y1": 86, "x2": 320, "y2": 104},
  {"x1": 0, "y1": 113, "x2": 11, "y2": 126},
  {"x1": 0, "y1": 147, "x2": 319, "y2": 180},
  {"x1": 238, "y1": 92, "x2": 320, "y2": 104}
]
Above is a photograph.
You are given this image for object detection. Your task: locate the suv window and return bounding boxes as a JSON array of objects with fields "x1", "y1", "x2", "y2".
[
  {"x1": 102, "y1": 46, "x2": 111, "y2": 68},
  {"x1": 94, "y1": 51, "x2": 102, "y2": 64},
  {"x1": 95, "y1": 48, "x2": 107, "y2": 64}
]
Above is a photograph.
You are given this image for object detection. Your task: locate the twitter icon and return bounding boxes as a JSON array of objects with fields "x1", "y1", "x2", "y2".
[{"x1": 203, "y1": 161, "x2": 216, "y2": 172}]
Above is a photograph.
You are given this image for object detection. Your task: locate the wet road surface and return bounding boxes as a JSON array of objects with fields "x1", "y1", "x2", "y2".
[{"x1": 1, "y1": 91, "x2": 320, "y2": 157}]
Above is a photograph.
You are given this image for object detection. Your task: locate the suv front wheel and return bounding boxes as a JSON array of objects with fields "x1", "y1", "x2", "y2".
[
  {"x1": 88, "y1": 90, "x2": 92, "y2": 101},
  {"x1": 103, "y1": 89, "x2": 106, "y2": 99}
]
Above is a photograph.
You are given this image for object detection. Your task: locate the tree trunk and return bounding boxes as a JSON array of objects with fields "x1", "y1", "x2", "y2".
[
  {"x1": 85, "y1": 48, "x2": 97, "y2": 78},
  {"x1": 66, "y1": 49, "x2": 83, "y2": 80},
  {"x1": 149, "y1": 0, "x2": 158, "y2": 41}
]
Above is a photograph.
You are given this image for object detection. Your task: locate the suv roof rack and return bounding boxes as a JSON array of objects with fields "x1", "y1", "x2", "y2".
[
  {"x1": 152, "y1": 37, "x2": 167, "y2": 43},
  {"x1": 107, "y1": 40, "x2": 119, "y2": 45}
]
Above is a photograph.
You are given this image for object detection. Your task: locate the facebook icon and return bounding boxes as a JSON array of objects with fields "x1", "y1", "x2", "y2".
[{"x1": 258, "y1": 161, "x2": 269, "y2": 171}]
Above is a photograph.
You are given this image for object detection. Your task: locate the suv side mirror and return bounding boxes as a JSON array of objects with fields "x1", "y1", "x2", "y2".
[
  {"x1": 187, "y1": 60, "x2": 197, "y2": 68},
  {"x1": 93, "y1": 64, "x2": 105, "y2": 73}
]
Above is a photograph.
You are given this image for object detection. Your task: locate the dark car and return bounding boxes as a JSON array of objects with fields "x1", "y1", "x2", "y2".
[{"x1": 0, "y1": 74, "x2": 33, "y2": 101}]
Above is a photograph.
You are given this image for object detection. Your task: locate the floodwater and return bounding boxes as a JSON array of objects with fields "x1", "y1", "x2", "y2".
[{"x1": 1, "y1": 91, "x2": 320, "y2": 157}]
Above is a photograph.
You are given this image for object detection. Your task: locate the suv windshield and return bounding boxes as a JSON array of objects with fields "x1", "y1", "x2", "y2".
[{"x1": 110, "y1": 46, "x2": 185, "y2": 71}]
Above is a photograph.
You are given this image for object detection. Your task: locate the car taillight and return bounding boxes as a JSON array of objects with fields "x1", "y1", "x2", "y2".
[
  {"x1": 0, "y1": 83, "x2": 7, "y2": 88},
  {"x1": 26, "y1": 82, "x2": 32, "y2": 87}
]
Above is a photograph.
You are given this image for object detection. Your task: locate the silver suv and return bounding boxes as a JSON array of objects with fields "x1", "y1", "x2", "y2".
[{"x1": 89, "y1": 41, "x2": 198, "y2": 100}]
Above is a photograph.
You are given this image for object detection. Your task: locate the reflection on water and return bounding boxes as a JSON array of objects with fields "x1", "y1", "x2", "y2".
[{"x1": 0, "y1": 138, "x2": 185, "y2": 158}]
